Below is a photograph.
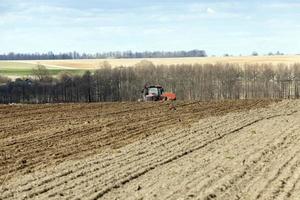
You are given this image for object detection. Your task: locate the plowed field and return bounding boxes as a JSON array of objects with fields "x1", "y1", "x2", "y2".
[{"x1": 1, "y1": 100, "x2": 300, "y2": 200}]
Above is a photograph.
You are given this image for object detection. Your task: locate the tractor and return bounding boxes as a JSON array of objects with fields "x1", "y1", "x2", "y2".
[{"x1": 140, "y1": 84, "x2": 176, "y2": 101}]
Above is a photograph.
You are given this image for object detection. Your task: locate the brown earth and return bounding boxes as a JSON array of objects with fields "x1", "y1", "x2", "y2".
[
  {"x1": 0, "y1": 100, "x2": 272, "y2": 182},
  {"x1": 2, "y1": 99, "x2": 300, "y2": 200}
]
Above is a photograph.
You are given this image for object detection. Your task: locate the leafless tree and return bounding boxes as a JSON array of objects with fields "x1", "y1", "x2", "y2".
[{"x1": 1, "y1": 62, "x2": 300, "y2": 103}]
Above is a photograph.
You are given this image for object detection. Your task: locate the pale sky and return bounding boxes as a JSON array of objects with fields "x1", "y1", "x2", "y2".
[{"x1": 0, "y1": 0, "x2": 300, "y2": 55}]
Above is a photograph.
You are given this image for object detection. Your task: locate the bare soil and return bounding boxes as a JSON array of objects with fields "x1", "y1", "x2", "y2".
[{"x1": 2, "y1": 99, "x2": 300, "y2": 200}]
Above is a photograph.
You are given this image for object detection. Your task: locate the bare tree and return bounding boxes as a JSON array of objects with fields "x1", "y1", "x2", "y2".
[
  {"x1": 1, "y1": 62, "x2": 300, "y2": 104},
  {"x1": 32, "y1": 64, "x2": 52, "y2": 82},
  {"x1": 0, "y1": 75, "x2": 11, "y2": 85}
]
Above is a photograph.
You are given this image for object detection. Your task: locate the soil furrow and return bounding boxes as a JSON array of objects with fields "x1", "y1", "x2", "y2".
[{"x1": 2, "y1": 99, "x2": 300, "y2": 200}]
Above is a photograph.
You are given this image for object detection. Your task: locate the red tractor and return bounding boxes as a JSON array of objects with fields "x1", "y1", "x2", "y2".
[{"x1": 141, "y1": 85, "x2": 176, "y2": 101}]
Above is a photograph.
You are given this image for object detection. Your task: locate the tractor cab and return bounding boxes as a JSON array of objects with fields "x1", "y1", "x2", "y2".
[
  {"x1": 148, "y1": 86, "x2": 164, "y2": 95},
  {"x1": 143, "y1": 85, "x2": 164, "y2": 101},
  {"x1": 141, "y1": 84, "x2": 176, "y2": 101}
]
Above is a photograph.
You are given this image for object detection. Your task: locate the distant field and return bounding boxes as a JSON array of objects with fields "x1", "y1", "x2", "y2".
[
  {"x1": 23, "y1": 55, "x2": 300, "y2": 69},
  {"x1": 1, "y1": 55, "x2": 300, "y2": 78},
  {"x1": 0, "y1": 68, "x2": 84, "y2": 77},
  {"x1": 0, "y1": 61, "x2": 84, "y2": 78}
]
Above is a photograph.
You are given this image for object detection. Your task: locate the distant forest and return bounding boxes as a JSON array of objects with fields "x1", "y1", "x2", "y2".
[
  {"x1": 0, "y1": 61, "x2": 299, "y2": 104},
  {"x1": 0, "y1": 50, "x2": 207, "y2": 60}
]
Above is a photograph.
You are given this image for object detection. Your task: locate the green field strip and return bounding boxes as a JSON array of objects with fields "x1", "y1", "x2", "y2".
[{"x1": 0, "y1": 68, "x2": 86, "y2": 77}]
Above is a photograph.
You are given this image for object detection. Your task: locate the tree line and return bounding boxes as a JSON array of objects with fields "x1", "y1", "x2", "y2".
[
  {"x1": 0, "y1": 50, "x2": 207, "y2": 60},
  {"x1": 0, "y1": 61, "x2": 299, "y2": 104}
]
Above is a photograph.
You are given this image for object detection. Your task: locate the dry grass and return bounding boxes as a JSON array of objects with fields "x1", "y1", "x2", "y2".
[{"x1": 19, "y1": 55, "x2": 300, "y2": 69}]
